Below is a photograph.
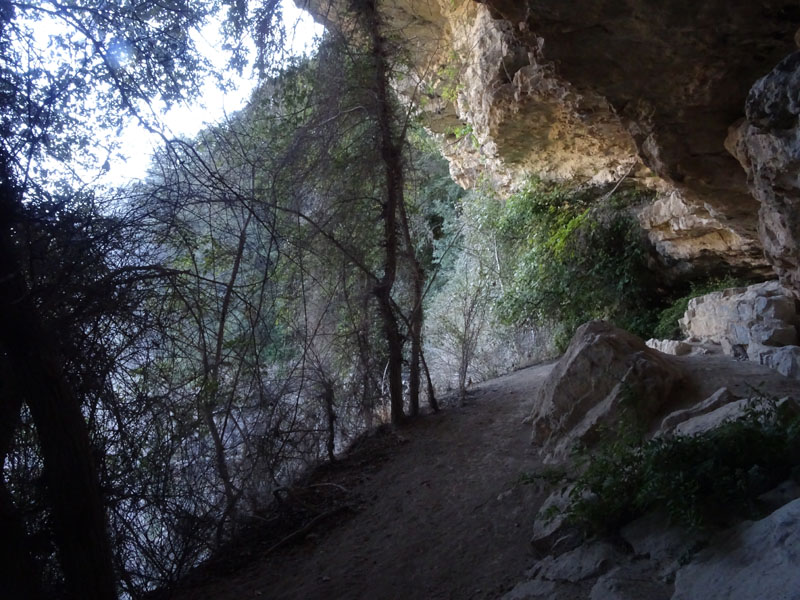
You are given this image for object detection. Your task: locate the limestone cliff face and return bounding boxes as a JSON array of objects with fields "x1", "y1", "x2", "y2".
[
  {"x1": 297, "y1": 0, "x2": 800, "y2": 285},
  {"x1": 728, "y1": 52, "x2": 800, "y2": 295},
  {"x1": 444, "y1": 0, "x2": 799, "y2": 278}
]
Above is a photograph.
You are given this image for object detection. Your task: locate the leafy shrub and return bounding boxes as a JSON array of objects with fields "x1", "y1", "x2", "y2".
[
  {"x1": 491, "y1": 179, "x2": 661, "y2": 345},
  {"x1": 652, "y1": 276, "x2": 749, "y2": 340},
  {"x1": 560, "y1": 399, "x2": 800, "y2": 534}
]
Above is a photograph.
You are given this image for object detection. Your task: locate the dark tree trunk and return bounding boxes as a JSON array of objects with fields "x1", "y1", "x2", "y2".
[
  {"x1": 420, "y1": 349, "x2": 439, "y2": 413},
  {"x1": 375, "y1": 286, "x2": 406, "y2": 424},
  {"x1": 360, "y1": 0, "x2": 407, "y2": 425},
  {"x1": 397, "y1": 178, "x2": 424, "y2": 417},
  {"x1": 0, "y1": 479, "x2": 42, "y2": 600},
  {"x1": 0, "y1": 170, "x2": 117, "y2": 600},
  {"x1": 0, "y1": 374, "x2": 44, "y2": 600},
  {"x1": 407, "y1": 283, "x2": 423, "y2": 417},
  {"x1": 323, "y1": 381, "x2": 336, "y2": 462}
]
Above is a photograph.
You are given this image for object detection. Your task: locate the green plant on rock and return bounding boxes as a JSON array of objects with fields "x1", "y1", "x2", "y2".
[
  {"x1": 557, "y1": 397, "x2": 800, "y2": 535},
  {"x1": 490, "y1": 178, "x2": 660, "y2": 346},
  {"x1": 446, "y1": 122, "x2": 478, "y2": 148},
  {"x1": 652, "y1": 276, "x2": 750, "y2": 340}
]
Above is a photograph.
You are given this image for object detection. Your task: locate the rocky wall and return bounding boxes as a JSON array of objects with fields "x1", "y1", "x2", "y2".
[
  {"x1": 728, "y1": 51, "x2": 800, "y2": 297},
  {"x1": 297, "y1": 0, "x2": 800, "y2": 284}
]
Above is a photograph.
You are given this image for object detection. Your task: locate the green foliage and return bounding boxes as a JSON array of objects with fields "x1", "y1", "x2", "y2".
[
  {"x1": 558, "y1": 398, "x2": 800, "y2": 535},
  {"x1": 446, "y1": 123, "x2": 479, "y2": 148},
  {"x1": 653, "y1": 276, "x2": 749, "y2": 340},
  {"x1": 488, "y1": 178, "x2": 660, "y2": 344}
]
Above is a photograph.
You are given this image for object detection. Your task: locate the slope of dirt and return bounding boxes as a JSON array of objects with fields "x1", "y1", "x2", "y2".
[{"x1": 165, "y1": 362, "x2": 555, "y2": 600}]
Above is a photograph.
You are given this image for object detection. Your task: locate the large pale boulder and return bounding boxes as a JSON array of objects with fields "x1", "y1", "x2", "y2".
[
  {"x1": 672, "y1": 498, "x2": 800, "y2": 600},
  {"x1": 528, "y1": 321, "x2": 684, "y2": 462},
  {"x1": 680, "y1": 280, "x2": 798, "y2": 347},
  {"x1": 531, "y1": 322, "x2": 800, "y2": 461},
  {"x1": 649, "y1": 280, "x2": 800, "y2": 379}
]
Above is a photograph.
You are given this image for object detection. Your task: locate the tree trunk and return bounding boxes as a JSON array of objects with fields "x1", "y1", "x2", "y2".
[
  {"x1": 375, "y1": 287, "x2": 406, "y2": 424},
  {"x1": 397, "y1": 167, "x2": 424, "y2": 417},
  {"x1": 407, "y1": 290, "x2": 422, "y2": 417},
  {"x1": 360, "y1": 0, "x2": 407, "y2": 425},
  {"x1": 323, "y1": 381, "x2": 336, "y2": 462},
  {"x1": 420, "y1": 349, "x2": 438, "y2": 413},
  {"x1": 0, "y1": 373, "x2": 44, "y2": 600},
  {"x1": 0, "y1": 174, "x2": 117, "y2": 600}
]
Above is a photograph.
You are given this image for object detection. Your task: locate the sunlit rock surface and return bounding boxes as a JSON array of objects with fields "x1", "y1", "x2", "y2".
[{"x1": 297, "y1": 0, "x2": 800, "y2": 278}]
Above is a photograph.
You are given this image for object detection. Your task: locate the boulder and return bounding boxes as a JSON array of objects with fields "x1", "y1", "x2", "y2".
[
  {"x1": 527, "y1": 541, "x2": 626, "y2": 584},
  {"x1": 657, "y1": 387, "x2": 759, "y2": 437},
  {"x1": 620, "y1": 512, "x2": 704, "y2": 575},
  {"x1": 529, "y1": 321, "x2": 684, "y2": 462},
  {"x1": 658, "y1": 387, "x2": 738, "y2": 433},
  {"x1": 588, "y1": 563, "x2": 672, "y2": 600},
  {"x1": 679, "y1": 280, "x2": 799, "y2": 346},
  {"x1": 645, "y1": 339, "x2": 692, "y2": 356},
  {"x1": 672, "y1": 498, "x2": 800, "y2": 600},
  {"x1": 505, "y1": 541, "x2": 629, "y2": 599},
  {"x1": 672, "y1": 399, "x2": 751, "y2": 437},
  {"x1": 530, "y1": 485, "x2": 583, "y2": 557}
]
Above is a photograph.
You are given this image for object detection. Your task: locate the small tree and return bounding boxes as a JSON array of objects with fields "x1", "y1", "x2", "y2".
[{"x1": 430, "y1": 253, "x2": 492, "y2": 401}]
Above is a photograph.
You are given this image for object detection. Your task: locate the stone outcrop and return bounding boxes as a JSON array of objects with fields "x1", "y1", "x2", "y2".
[
  {"x1": 510, "y1": 498, "x2": 800, "y2": 600},
  {"x1": 527, "y1": 321, "x2": 683, "y2": 463},
  {"x1": 533, "y1": 320, "x2": 800, "y2": 463},
  {"x1": 681, "y1": 280, "x2": 798, "y2": 347},
  {"x1": 520, "y1": 319, "x2": 800, "y2": 597},
  {"x1": 672, "y1": 498, "x2": 800, "y2": 600},
  {"x1": 528, "y1": 321, "x2": 800, "y2": 576},
  {"x1": 298, "y1": 0, "x2": 800, "y2": 287},
  {"x1": 649, "y1": 280, "x2": 800, "y2": 377},
  {"x1": 727, "y1": 51, "x2": 800, "y2": 297},
  {"x1": 468, "y1": 1, "x2": 799, "y2": 279}
]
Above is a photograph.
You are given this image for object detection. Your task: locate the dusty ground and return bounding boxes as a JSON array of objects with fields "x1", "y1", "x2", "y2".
[{"x1": 166, "y1": 363, "x2": 555, "y2": 600}]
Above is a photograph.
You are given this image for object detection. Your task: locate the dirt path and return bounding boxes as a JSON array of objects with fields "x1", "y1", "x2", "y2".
[{"x1": 170, "y1": 363, "x2": 554, "y2": 600}]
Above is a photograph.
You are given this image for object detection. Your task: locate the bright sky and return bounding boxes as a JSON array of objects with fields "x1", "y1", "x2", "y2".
[{"x1": 104, "y1": 0, "x2": 324, "y2": 185}]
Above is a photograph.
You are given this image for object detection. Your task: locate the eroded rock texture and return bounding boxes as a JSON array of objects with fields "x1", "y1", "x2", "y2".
[
  {"x1": 728, "y1": 52, "x2": 800, "y2": 296},
  {"x1": 649, "y1": 280, "x2": 800, "y2": 377},
  {"x1": 298, "y1": 0, "x2": 800, "y2": 282},
  {"x1": 457, "y1": 0, "x2": 800, "y2": 276}
]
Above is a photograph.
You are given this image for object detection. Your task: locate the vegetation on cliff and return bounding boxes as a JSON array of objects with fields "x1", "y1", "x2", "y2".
[{"x1": 0, "y1": 1, "x2": 787, "y2": 598}]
